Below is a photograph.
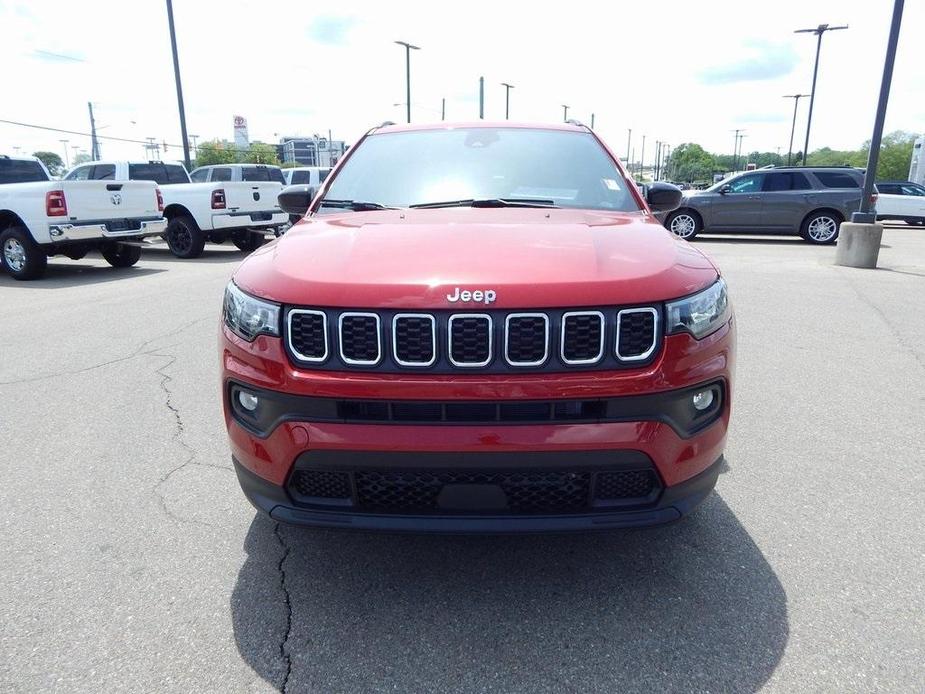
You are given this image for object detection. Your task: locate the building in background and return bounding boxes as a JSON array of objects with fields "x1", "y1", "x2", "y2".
[
  {"x1": 233, "y1": 116, "x2": 249, "y2": 151},
  {"x1": 277, "y1": 135, "x2": 346, "y2": 167},
  {"x1": 910, "y1": 136, "x2": 924, "y2": 186}
]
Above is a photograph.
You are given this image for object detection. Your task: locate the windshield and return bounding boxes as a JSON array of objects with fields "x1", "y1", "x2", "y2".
[
  {"x1": 242, "y1": 166, "x2": 285, "y2": 183},
  {"x1": 319, "y1": 128, "x2": 640, "y2": 213}
]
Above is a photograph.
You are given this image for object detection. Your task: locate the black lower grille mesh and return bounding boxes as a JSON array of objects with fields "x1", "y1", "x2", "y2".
[
  {"x1": 354, "y1": 469, "x2": 590, "y2": 513},
  {"x1": 618, "y1": 311, "x2": 656, "y2": 358},
  {"x1": 562, "y1": 313, "x2": 603, "y2": 362},
  {"x1": 290, "y1": 469, "x2": 351, "y2": 499},
  {"x1": 594, "y1": 469, "x2": 658, "y2": 500}
]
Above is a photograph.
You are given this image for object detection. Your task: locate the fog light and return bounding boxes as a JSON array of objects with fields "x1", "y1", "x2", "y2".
[
  {"x1": 692, "y1": 389, "x2": 715, "y2": 412},
  {"x1": 238, "y1": 390, "x2": 259, "y2": 412}
]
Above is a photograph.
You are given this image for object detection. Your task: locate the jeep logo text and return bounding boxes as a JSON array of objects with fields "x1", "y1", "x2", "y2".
[{"x1": 446, "y1": 287, "x2": 497, "y2": 304}]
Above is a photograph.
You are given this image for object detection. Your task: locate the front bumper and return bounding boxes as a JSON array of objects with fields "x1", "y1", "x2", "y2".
[
  {"x1": 212, "y1": 210, "x2": 288, "y2": 230},
  {"x1": 48, "y1": 217, "x2": 167, "y2": 242},
  {"x1": 233, "y1": 453, "x2": 723, "y2": 532}
]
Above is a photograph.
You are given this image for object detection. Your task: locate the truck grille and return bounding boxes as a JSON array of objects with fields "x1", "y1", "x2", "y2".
[
  {"x1": 286, "y1": 306, "x2": 660, "y2": 373},
  {"x1": 287, "y1": 467, "x2": 662, "y2": 514}
]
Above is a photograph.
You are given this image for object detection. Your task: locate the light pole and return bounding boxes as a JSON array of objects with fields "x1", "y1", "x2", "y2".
[
  {"x1": 501, "y1": 83, "x2": 514, "y2": 120},
  {"x1": 626, "y1": 129, "x2": 632, "y2": 164},
  {"x1": 441, "y1": 97, "x2": 445, "y2": 121},
  {"x1": 562, "y1": 104, "x2": 569, "y2": 122},
  {"x1": 59, "y1": 139, "x2": 70, "y2": 168},
  {"x1": 394, "y1": 41, "x2": 420, "y2": 124},
  {"x1": 590, "y1": 113, "x2": 595, "y2": 129},
  {"x1": 737, "y1": 133, "x2": 747, "y2": 168},
  {"x1": 640, "y1": 135, "x2": 646, "y2": 179},
  {"x1": 783, "y1": 94, "x2": 810, "y2": 165},
  {"x1": 731, "y1": 129, "x2": 745, "y2": 172},
  {"x1": 795, "y1": 23, "x2": 848, "y2": 165},
  {"x1": 165, "y1": 0, "x2": 191, "y2": 170}
]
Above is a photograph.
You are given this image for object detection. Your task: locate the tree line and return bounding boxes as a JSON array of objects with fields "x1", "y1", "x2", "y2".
[{"x1": 663, "y1": 130, "x2": 918, "y2": 184}]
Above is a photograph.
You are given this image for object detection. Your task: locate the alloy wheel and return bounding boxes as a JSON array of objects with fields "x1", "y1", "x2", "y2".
[{"x1": 3, "y1": 238, "x2": 26, "y2": 272}]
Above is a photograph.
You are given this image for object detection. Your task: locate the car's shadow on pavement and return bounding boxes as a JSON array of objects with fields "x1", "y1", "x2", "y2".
[
  {"x1": 140, "y1": 246, "x2": 253, "y2": 263},
  {"x1": 0, "y1": 263, "x2": 165, "y2": 288},
  {"x1": 231, "y1": 490, "x2": 788, "y2": 692},
  {"x1": 694, "y1": 235, "x2": 808, "y2": 245}
]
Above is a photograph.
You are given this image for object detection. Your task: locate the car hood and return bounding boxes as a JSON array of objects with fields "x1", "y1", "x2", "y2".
[{"x1": 233, "y1": 208, "x2": 719, "y2": 309}]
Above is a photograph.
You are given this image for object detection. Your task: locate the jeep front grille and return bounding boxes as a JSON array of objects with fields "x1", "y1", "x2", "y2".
[{"x1": 286, "y1": 306, "x2": 660, "y2": 373}]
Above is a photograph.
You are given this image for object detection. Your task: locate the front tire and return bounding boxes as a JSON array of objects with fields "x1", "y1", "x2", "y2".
[
  {"x1": 665, "y1": 210, "x2": 702, "y2": 240},
  {"x1": 101, "y1": 243, "x2": 142, "y2": 268},
  {"x1": 800, "y1": 211, "x2": 842, "y2": 244},
  {"x1": 1, "y1": 226, "x2": 47, "y2": 280},
  {"x1": 233, "y1": 232, "x2": 266, "y2": 253},
  {"x1": 165, "y1": 214, "x2": 206, "y2": 259}
]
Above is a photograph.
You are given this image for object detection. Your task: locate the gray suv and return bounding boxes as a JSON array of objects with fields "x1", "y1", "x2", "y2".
[{"x1": 662, "y1": 167, "x2": 868, "y2": 244}]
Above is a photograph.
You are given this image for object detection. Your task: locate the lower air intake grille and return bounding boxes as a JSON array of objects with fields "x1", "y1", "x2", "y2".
[
  {"x1": 594, "y1": 469, "x2": 658, "y2": 500},
  {"x1": 289, "y1": 469, "x2": 351, "y2": 500}
]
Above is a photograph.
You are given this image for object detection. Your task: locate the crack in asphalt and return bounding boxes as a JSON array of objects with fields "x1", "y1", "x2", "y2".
[
  {"x1": 0, "y1": 315, "x2": 213, "y2": 387},
  {"x1": 150, "y1": 350, "x2": 231, "y2": 529},
  {"x1": 274, "y1": 523, "x2": 294, "y2": 693}
]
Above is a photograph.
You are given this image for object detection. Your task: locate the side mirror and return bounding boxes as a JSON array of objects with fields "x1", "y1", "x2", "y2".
[
  {"x1": 646, "y1": 181, "x2": 683, "y2": 213},
  {"x1": 278, "y1": 184, "x2": 317, "y2": 216},
  {"x1": 719, "y1": 185, "x2": 732, "y2": 195}
]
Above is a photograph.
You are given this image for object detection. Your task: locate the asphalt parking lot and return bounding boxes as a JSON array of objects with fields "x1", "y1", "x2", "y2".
[{"x1": 1, "y1": 228, "x2": 923, "y2": 693}]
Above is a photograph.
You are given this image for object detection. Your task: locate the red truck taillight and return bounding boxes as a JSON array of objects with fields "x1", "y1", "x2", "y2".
[
  {"x1": 870, "y1": 192, "x2": 879, "y2": 205},
  {"x1": 211, "y1": 189, "x2": 226, "y2": 209},
  {"x1": 46, "y1": 190, "x2": 68, "y2": 217},
  {"x1": 156, "y1": 188, "x2": 165, "y2": 212}
]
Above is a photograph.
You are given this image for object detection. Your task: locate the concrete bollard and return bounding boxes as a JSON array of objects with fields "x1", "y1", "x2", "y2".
[{"x1": 835, "y1": 222, "x2": 884, "y2": 269}]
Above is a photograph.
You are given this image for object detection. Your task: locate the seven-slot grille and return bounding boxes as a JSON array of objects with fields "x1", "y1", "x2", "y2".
[{"x1": 286, "y1": 307, "x2": 659, "y2": 371}]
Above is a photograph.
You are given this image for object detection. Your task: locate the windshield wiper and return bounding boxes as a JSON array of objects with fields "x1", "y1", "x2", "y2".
[
  {"x1": 319, "y1": 199, "x2": 397, "y2": 211},
  {"x1": 409, "y1": 197, "x2": 558, "y2": 209}
]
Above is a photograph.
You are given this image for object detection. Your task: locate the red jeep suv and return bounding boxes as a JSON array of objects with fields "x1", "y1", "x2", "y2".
[{"x1": 221, "y1": 122, "x2": 734, "y2": 532}]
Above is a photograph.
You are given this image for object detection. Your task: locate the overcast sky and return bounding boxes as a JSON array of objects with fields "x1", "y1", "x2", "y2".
[{"x1": 2, "y1": 0, "x2": 923, "y2": 166}]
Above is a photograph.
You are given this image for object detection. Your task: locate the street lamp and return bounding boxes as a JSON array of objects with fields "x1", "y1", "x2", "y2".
[
  {"x1": 731, "y1": 129, "x2": 745, "y2": 173},
  {"x1": 562, "y1": 104, "x2": 569, "y2": 122},
  {"x1": 782, "y1": 94, "x2": 810, "y2": 165},
  {"x1": 394, "y1": 41, "x2": 420, "y2": 124},
  {"x1": 795, "y1": 23, "x2": 848, "y2": 165},
  {"x1": 501, "y1": 83, "x2": 514, "y2": 120},
  {"x1": 165, "y1": 0, "x2": 192, "y2": 170},
  {"x1": 59, "y1": 139, "x2": 70, "y2": 168}
]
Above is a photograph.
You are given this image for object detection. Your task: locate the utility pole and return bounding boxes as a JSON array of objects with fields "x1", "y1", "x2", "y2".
[
  {"x1": 165, "y1": 0, "x2": 192, "y2": 169},
  {"x1": 783, "y1": 94, "x2": 809, "y2": 165},
  {"x1": 562, "y1": 104, "x2": 569, "y2": 122},
  {"x1": 394, "y1": 41, "x2": 420, "y2": 124},
  {"x1": 501, "y1": 82, "x2": 514, "y2": 120},
  {"x1": 479, "y1": 77, "x2": 485, "y2": 119},
  {"x1": 59, "y1": 140, "x2": 70, "y2": 168},
  {"x1": 731, "y1": 129, "x2": 745, "y2": 172},
  {"x1": 626, "y1": 129, "x2": 632, "y2": 164},
  {"x1": 87, "y1": 103, "x2": 100, "y2": 160},
  {"x1": 640, "y1": 136, "x2": 646, "y2": 179},
  {"x1": 737, "y1": 134, "x2": 747, "y2": 169},
  {"x1": 590, "y1": 113, "x2": 595, "y2": 129},
  {"x1": 654, "y1": 140, "x2": 661, "y2": 179},
  {"x1": 795, "y1": 23, "x2": 848, "y2": 165},
  {"x1": 441, "y1": 97, "x2": 445, "y2": 121},
  {"x1": 188, "y1": 134, "x2": 199, "y2": 161}
]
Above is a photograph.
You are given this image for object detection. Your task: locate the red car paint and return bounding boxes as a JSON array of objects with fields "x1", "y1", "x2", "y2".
[{"x1": 221, "y1": 121, "x2": 735, "y2": 532}]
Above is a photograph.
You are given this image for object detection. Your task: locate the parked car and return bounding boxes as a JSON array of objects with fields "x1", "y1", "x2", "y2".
[
  {"x1": 661, "y1": 166, "x2": 873, "y2": 244},
  {"x1": 1, "y1": 154, "x2": 166, "y2": 280},
  {"x1": 65, "y1": 161, "x2": 288, "y2": 257},
  {"x1": 282, "y1": 166, "x2": 331, "y2": 187},
  {"x1": 221, "y1": 121, "x2": 735, "y2": 533},
  {"x1": 874, "y1": 181, "x2": 925, "y2": 225}
]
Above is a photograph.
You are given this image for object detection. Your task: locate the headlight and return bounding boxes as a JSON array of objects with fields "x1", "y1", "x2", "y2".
[
  {"x1": 666, "y1": 278, "x2": 729, "y2": 339},
  {"x1": 223, "y1": 281, "x2": 280, "y2": 341}
]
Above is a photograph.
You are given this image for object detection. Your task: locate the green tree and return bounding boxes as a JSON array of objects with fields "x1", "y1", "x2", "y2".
[
  {"x1": 244, "y1": 142, "x2": 280, "y2": 165},
  {"x1": 862, "y1": 130, "x2": 917, "y2": 180},
  {"x1": 667, "y1": 143, "x2": 716, "y2": 183},
  {"x1": 72, "y1": 152, "x2": 92, "y2": 166},
  {"x1": 194, "y1": 139, "x2": 238, "y2": 167},
  {"x1": 33, "y1": 151, "x2": 64, "y2": 176},
  {"x1": 280, "y1": 161, "x2": 299, "y2": 168}
]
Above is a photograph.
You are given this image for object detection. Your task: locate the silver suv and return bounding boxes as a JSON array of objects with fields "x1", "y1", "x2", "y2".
[{"x1": 662, "y1": 167, "x2": 870, "y2": 244}]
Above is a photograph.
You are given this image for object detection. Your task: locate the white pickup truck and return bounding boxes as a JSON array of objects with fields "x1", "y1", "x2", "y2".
[
  {"x1": 1, "y1": 155, "x2": 166, "y2": 280},
  {"x1": 65, "y1": 161, "x2": 288, "y2": 258}
]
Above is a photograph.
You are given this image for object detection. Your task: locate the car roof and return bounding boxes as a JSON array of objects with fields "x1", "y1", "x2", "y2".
[
  {"x1": 372, "y1": 120, "x2": 589, "y2": 135},
  {"x1": 0, "y1": 154, "x2": 41, "y2": 162},
  {"x1": 877, "y1": 180, "x2": 917, "y2": 184}
]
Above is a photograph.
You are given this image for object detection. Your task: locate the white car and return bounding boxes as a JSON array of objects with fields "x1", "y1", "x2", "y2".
[
  {"x1": 65, "y1": 161, "x2": 288, "y2": 258},
  {"x1": 875, "y1": 181, "x2": 925, "y2": 226},
  {"x1": 282, "y1": 166, "x2": 331, "y2": 187},
  {"x1": 1, "y1": 154, "x2": 166, "y2": 280}
]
